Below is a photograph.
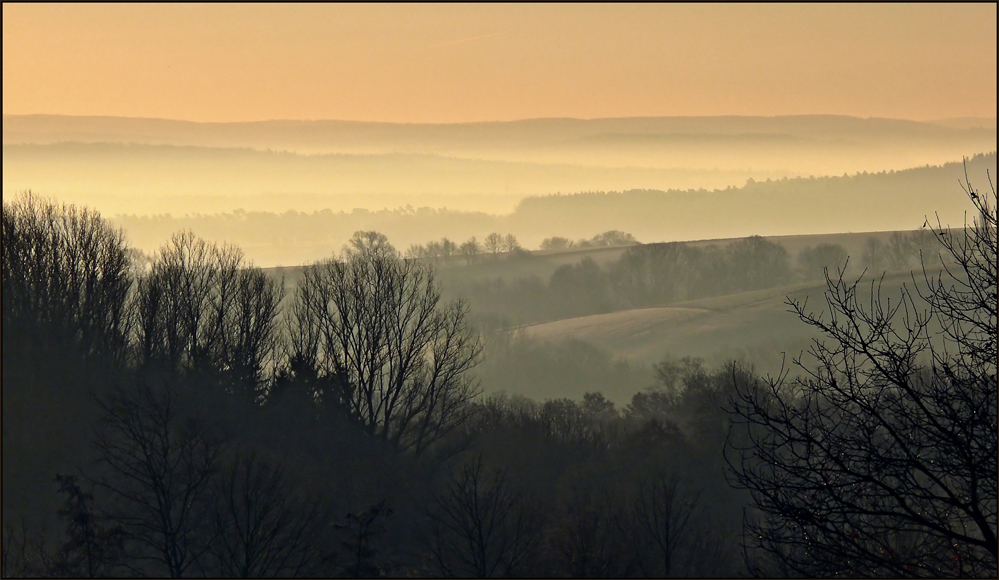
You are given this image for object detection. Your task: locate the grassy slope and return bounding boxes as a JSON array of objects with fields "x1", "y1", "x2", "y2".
[{"x1": 514, "y1": 270, "x2": 921, "y2": 374}]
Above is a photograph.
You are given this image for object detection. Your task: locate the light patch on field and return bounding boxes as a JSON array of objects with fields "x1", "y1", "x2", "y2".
[
  {"x1": 520, "y1": 307, "x2": 710, "y2": 345},
  {"x1": 514, "y1": 273, "x2": 919, "y2": 373}
]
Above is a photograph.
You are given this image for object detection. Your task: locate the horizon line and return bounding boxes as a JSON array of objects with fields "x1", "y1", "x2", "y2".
[{"x1": 4, "y1": 112, "x2": 997, "y2": 126}]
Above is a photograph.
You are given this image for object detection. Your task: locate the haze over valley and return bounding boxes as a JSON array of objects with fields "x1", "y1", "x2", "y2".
[
  {"x1": 4, "y1": 5, "x2": 996, "y2": 578},
  {"x1": 4, "y1": 114, "x2": 995, "y2": 267},
  {"x1": 4, "y1": 113, "x2": 995, "y2": 217}
]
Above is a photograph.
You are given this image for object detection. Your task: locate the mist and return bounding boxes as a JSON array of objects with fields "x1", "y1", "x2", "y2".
[
  {"x1": 4, "y1": 114, "x2": 995, "y2": 218},
  {"x1": 4, "y1": 4, "x2": 997, "y2": 578}
]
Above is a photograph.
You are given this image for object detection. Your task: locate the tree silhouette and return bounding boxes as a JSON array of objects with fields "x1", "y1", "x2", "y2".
[
  {"x1": 727, "y1": 171, "x2": 997, "y2": 577},
  {"x1": 549, "y1": 485, "x2": 632, "y2": 577},
  {"x1": 501, "y1": 234, "x2": 520, "y2": 253},
  {"x1": 134, "y1": 232, "x2": 283, "y2": 397},
  {"x1": 861, "y1": 236, "x2": 888, "y2": 273},
  {"x1": 459, "y1": 237, "x2": 481, "y2": 266},
  {"x1": 798, "y1": 243, "x2": 849, "y2": 280},
  {"x1": 886, "y1": 231, "x2": 914, "y2": 270},
  {"x1": 540, "y1": 236, "x2": 574, "y2": 251},
  {"x1": 2, "y1": 193, "x2": 134, "y2": 552},
  {"x1": 336, "y1": 500, "x2": 392, "y2": 578},
  {"x1": 208, "y1": 451, "x2": 329, "y2": 577},
  {"x1": 92, "y1": 380, "x2": 221, "y2": 577},
  {"x1": 345, "y1": 230, "x2": 398, "y2": 260},
  {"x1": 287, "y1": 251, "x2": 482, "y2": 454},
  {"x1": 428, "y1": 458, "x2": 541, "y2": 577},
  {"x1": 2, "y1": 192, "x2": 133, "y2": 369},
  {"x1": 483, "y1": 233, "x2": 503, "y2": 257},
  {"x1": 589, "y1": 230, "x2": 638, "y2": 247},
  {"x1": 51, "y1": 475, "x2": 126, "y2": 578},
  {"x1": 726, "y1": 235, "x2": 791, "y2": 292},
  {"x1": 629, "y1": 473, "x2": 702, "y2": 577}
]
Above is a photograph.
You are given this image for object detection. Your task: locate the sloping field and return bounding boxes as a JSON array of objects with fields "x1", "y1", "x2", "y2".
[{"x1": 515, "y1": 271, "x2": 919, "y2": 372}]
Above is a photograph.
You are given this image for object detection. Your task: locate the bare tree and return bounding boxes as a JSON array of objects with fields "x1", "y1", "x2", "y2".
[
  {"x1": 2, "y1": 520, "x2": 54, "y2": 578},
  {"x1": 405, "y1": 243, "x2": 426, "y2": 261},
  {"x1": 483, "y1": 233, "x2": 503, "y2": 257},
  {"x1": 287, "y1": 252, "x2": 482, "y2": 454},
  {"x1": 428, "y1": 458, "x2": 541, "y2": 577},
  {"x1": 726, "y1": 235, "x2": 792, "y2": 291},
  {"x1": 50, "y1": 475, "x2": 126, "y2": 578},
  {"x1": 798, "y1": 243, "x2": 849, "y2": 280},
  {"x1": 440, "y1": 237, "x2": 458, "y2": 266},
  {"x1": 126, "y1": 247, "x2": 153, "y2": 277},
  {"x1": 611, "y1": 242, "x2": 696, "y2": 306},
  {"x1": 92, "y1": 380, "x2": 221, "y2": 577},
  {"x1": 135, "y1": 232, "x2": 283, "y2": 396},
  {"x1": 424, "y1": 240, "x2": 444, "y2": 264},
  {"x1": 459, "y1": 237, "x2": 481, "y2": 266},
  {"x1": 589, "y1": 230, "x2": 638, "y2": 247},
  {"x1": 886, "y1": 231, "x2": 914, "y2": 270},
  {"x1": 861, "y1": 236, "x2": 888, "y2": 273},
  {"x1": 335, "y1": 500, "x2": 392, "y2": 578},
  {"x1": 539, "y1": 236, "x2": 574, "y2": 251},
  {"x1": 2, "y1": 192, "x2": 133, "y2": 367},
  {"x1": 134, "y1": 231, "x2": 216, "y2": 373},
  {"x1": 549, "y1": 485, "x2": 633, "y2": 577},
  {"x1": 630, "y1": 473, "x2": 701, "y2": 577},
  {"x1": 537, "y1": 398, "x2": 600, "y2": 446},
  {"x1": 345, "y1": 230, "x2": 397, "y2": 260},
  {"x1": 727, "y1": 171, "x2": 997, "y2": 577},
  {"x1": 208, "y1": 451, "x2": 329, "y2": 578},
  {"x1": 910, "y1": 226, "x2": 941, "y2": 265},
  {"x1": 501, "y1": 234, "x2": 520, "y2": 253},
  {"x1": 208, "y1": 247, "x2": 284, "y2": 397}
]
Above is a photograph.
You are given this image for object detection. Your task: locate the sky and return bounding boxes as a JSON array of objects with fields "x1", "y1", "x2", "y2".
[{"x1": 3, "y1": 3, "x2": 997, "y2": 123}]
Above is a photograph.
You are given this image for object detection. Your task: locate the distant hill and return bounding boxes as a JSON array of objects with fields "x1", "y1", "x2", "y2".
[
  {"x1": 4, "y1": 114, "x2": 995, "y2": 219},
  {"x1": 85, "y1": 152, "x2": 992, "y2": 267},
  {"x1": 509, "y1": 152, "x2": 996, "y2": 245},
  {"x1": 5, "y1": 114, "x2": 994, "y2": 168},
  {"x1": 2, "y1": 141, "x2": 779, "y2": 215},
  {"x1": 927, "y1": 117, "x2": 997, "y2": 130}
]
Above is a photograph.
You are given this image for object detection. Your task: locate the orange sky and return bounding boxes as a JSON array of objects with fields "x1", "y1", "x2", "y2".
[{"x1": 3, "y1": 4, "x2": 996, "y2": 123}]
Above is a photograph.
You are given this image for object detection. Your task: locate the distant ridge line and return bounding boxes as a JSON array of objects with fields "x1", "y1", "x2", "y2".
[{"x1": 5, "y1": 112, "x2": 996, "y2": 126}]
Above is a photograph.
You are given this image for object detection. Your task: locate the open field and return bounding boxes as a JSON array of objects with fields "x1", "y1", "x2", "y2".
[{"x1": 514, "y1": 270, "x2": 920, "y2": 373}]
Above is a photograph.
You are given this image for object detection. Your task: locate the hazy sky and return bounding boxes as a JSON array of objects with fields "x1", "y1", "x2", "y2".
[{"x1": 3, "y1": 4, "x2": 996, "y2": 123}]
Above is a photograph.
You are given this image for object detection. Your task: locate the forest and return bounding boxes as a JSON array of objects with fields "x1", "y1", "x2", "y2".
[{"x1": 2, "y1": 172, "x2": 995, "y2": 577}]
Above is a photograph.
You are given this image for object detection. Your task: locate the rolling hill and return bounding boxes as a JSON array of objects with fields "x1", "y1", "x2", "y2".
[
  {"x1": 5, "y1": 114, "x2": 995, "y2": 221},
  {"x1": 99, "y1": 151, "x2": 994, "y2": 269},
  {"x1": 5, "y1": 114, "x2": 994, "y2": 174},
  {"x1": 514, "y1": 270, "x2": 921, "y2": 375}
]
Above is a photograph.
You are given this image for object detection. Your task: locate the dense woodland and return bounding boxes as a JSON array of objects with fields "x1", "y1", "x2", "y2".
[{"x1": 2, "y1": 174, "x2": 996, "y2": 577}]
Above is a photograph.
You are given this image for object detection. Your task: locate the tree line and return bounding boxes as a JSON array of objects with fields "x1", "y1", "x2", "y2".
[
  {"x1": 2, "y1": 194, "x2": 741, "y2": 576},
  {"x1": 373, "y1": 229, "x2": 640, "y2": 267},
  {"x1": 3, "y1": 172, "x2": 995, "y2": 577},
  {"x1": 441, "y1": 228, "x2": 949, "y2": 329}
]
